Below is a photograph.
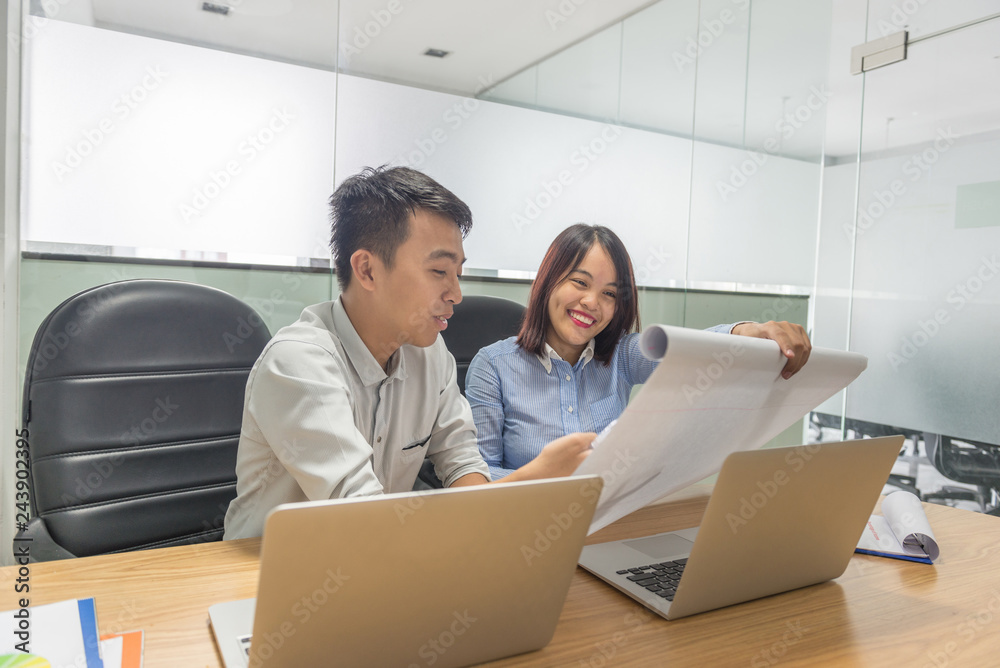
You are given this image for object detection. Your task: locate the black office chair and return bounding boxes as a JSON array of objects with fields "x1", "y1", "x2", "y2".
[
  {"x1": 16, "y1": 279, "x2": 272, "y2": 561},
  {"x1": 416, "y1": 294, "x2": 525, "y2": 489},
  {"x1": 923, "y1": 433, "x2": 1000, "y2": 516},
  {"x1": 809, "y1": 412, "x2": 916, "y2": 495}
]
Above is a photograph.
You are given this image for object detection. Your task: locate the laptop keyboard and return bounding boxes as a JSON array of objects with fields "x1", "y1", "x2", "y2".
[{"x1": 615, "y1": 558, "x2": 687, "y2": 600}]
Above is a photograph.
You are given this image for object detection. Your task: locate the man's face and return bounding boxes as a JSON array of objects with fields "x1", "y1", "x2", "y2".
[{"x1": 375, "y1": 208, "x2": 465, "y2": 351}]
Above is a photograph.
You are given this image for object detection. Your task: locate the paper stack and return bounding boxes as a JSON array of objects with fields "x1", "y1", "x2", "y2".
[{"x1": 0, "y1": 598, "x2": 143, "y2": 668}]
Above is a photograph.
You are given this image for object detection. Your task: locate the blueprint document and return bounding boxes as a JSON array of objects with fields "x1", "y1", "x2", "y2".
[{"x1": 575, "y1": 325, "x2": 869, "y2": 533}]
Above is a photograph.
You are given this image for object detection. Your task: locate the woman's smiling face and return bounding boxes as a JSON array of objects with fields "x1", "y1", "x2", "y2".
[{"x1": 544, "y1": 242, "x2": 618, "y2": 365}]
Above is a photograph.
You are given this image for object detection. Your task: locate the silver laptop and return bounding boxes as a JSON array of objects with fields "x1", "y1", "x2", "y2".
[
  {"x1": 579, "y1": 436, "x2": 903, "y2": 620},
  {"x1": 210, "y1": 476, "x2": 602, "y2": 667}
]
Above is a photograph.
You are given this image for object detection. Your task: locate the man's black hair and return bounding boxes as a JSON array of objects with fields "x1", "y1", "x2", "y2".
[{"x1": 329, "y1": 166, "x2": 473, "y2": 291}]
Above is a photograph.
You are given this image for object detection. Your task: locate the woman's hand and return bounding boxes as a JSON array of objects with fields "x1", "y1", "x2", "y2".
[{"x1": 732, "y1": 321, "x2": 812, "y2": 379}]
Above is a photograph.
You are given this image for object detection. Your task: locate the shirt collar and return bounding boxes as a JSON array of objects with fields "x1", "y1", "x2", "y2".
[
  {"x1": 332, "y1": 297, "x2": 408, "y2": 387},
  {"x1": 536, "y1": 339, "x2": 595, "y2": 373}
]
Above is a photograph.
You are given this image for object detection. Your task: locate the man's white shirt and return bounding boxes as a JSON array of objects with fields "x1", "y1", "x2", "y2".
[{"x1": 223, "y1": 297, "x2": 488, "y2": 539}]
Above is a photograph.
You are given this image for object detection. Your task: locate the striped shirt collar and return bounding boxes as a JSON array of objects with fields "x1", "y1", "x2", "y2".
[{"x1": 537, "y1": 338, "x2": 595, "y2": 373}]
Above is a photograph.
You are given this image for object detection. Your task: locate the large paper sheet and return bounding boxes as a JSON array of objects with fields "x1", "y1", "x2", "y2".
[{"x1": 575, "y1": 325, "x2": 868, "y2": 533}]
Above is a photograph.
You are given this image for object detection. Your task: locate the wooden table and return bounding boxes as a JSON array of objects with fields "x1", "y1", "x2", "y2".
[{"x1": 3, "y1": 485, "x2": 999, "y2": 667}]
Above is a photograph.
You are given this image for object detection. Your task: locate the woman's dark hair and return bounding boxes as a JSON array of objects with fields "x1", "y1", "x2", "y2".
[
  {"x1": 517, "y1": 224, "x2": 640, "y2": 365},
  {"x1": 329, "y1": 165, "x2": 473, "y2": 292}
]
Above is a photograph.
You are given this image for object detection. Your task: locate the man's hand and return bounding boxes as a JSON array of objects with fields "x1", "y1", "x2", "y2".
[
  {"x1": 732, "y1": 321, "x2": 811, "y2": 379},
  {"x1": 503, "y1": 432, "x2": 595, "y2": 483}
]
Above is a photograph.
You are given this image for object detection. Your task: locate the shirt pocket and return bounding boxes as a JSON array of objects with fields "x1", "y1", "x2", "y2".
[
  {"x1": 400, "y1": 434, "x2": 431, "y2": 460},
  {"x1": 588, "y1": 395, "x2": 624, "y2": 433}
]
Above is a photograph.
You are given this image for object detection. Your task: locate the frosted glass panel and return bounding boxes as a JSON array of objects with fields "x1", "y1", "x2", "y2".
[
  {"x1": 687, "y1": 144, "x2": 820, "y2": 288},
  {"x1": 480, "y1": 68, "x2": 537, "y2": 108},
  {"x1": 687, "y1": 0, "x2": 829, "y2": 290},
  {"x1": 686, "y1": 0, "x2": 751, "y2": 149},
  {"x1": 536, "y1": 24, "x2": 622, "y2": 123},
  {"x1": 743, "y1": 0, "x2": 831, "y2": 162},
  {"x1": 334, "y1": 75, "x2": 692, "y2": 286},
  {"x1": 846, "y1": 18, "x2": 1000, "y2": 442},
  {"x1": 23, "y1": 20, "x2": 336, "y2": 262},
  {"x1": 812, "y1": 163, "x2": 859, "y2": 416}
]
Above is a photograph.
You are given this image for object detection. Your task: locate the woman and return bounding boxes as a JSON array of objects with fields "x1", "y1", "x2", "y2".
[{"x1": 466, "y1": 224, "x2": 810, "y2": 480}]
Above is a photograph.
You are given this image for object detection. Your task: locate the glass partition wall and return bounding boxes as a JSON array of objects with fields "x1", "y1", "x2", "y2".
[
  {"x1": 17, "y1": 0, "x2": 832, "y2": 373},
  {"x1": 813, "y1": 2, "x2": 1000, "y2": 507},
  {"x1": 846, "y1": 12, "x2": 1000, "y2": 445},
  {"x1": 6, "y1": 0, "x2": 1000, "y2": 561},
  {"x1": 481, "y1": 0, "x2": 830, "y2": 448},
  {"x1": 17, "y1": 0, "x2": 342, "y2": 383}
]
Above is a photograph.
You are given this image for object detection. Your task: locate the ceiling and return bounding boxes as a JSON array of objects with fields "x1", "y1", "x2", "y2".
[
  {"x1": 54, "y1": 0, "x2": 657, "y2": 96},
  {"x1": 33, "y1": 0, "x2": 1000, "y2": 160}
]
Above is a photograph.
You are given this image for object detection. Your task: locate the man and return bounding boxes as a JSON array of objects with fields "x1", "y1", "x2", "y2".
[{"x1": 224, "y1": 166, "x2": 592, "y2": 539}]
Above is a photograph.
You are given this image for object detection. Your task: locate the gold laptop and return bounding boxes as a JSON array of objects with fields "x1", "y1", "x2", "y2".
[
  {"x1": 579, "y1": 437, "x2": 904, "y2": 620},
  {"x1": 210, "y1": 476, "x2": 602, "y2": 667}
]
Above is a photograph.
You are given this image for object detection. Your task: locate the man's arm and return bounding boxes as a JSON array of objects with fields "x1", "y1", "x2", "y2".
[
  {"x1": 449, "y1": 472, "x2": 490, "y2": 487},
  {"x1": 423, "y1": 344, "x2": 494, "y2": 487},
  {"x1": 449, "y1": 432, "x2": 595, "y2": 487},
  {"x1": 248, "y1": 340, "x2": 385, "y2": 499}
]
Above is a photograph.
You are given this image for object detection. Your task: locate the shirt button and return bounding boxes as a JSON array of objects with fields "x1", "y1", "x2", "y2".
[
  {"x1": 376, "y1": 436, "x2": 382, "y2": 443},
  {"x1": 565, "y1": 374, "x2": 571, "y2": 381},
  {"x1": 567, "y1": 406, "x2": 574, "y2": 413}
]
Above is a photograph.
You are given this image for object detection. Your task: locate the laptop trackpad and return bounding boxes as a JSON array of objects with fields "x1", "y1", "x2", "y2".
[{"x1": 624, "y1": 533, "x2": 695, "y2": 560}]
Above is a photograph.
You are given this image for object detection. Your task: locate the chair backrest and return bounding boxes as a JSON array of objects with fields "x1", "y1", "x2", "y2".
[
  {"x1": 415, "y1": 295, "x2": 525, "y2": 490},
  {"x1": 440, "y1": 294, "x2": 525, "y2": 393},
  {"x1": 20, "y1": 279, "x2": 271, "y2": 559},
  {"x1": 926, "y1": 433, "x2": 1000, "y2": 489}
]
